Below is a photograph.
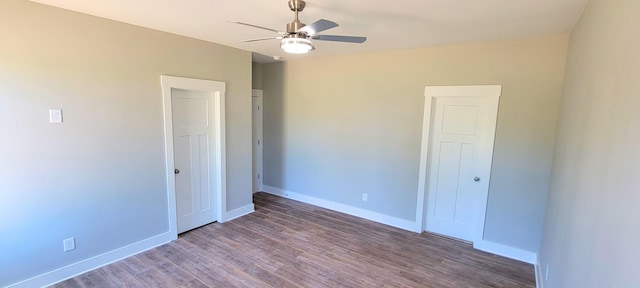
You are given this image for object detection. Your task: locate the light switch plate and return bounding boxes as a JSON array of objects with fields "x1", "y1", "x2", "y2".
[
  {"x1": 63, "y1": 237, "x2": 75, "y2": 252},
  {"x1": 49, "y1": 109, "x2": 63, "y2": 123}
]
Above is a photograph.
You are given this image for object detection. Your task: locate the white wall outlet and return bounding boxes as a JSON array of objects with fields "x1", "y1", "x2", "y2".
[
  {"x1": 63, "y1": 237, "x2": 76, "y2": 252},
  {"x1": 545, "y1": 265, "x2": 549, "y2": 281},
  {"x1": 362, "y1": 193, "x2": 368, "y2": 201},
  {"x1": 49, "y1": 109, "x2": 63, "y2": 123}
]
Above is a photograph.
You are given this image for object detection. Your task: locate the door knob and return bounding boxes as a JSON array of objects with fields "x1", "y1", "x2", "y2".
[
  {"x1": 474, "y1": 177, "x2": 480, "y2": 182},
  {"x1": 174, "y1": 169, "x2": 180, "y2": 174}
]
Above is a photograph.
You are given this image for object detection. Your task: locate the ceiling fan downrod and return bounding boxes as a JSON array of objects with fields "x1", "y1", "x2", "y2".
[{"x1": 287, "y1": 0, "x2": 306, "y2": 33}]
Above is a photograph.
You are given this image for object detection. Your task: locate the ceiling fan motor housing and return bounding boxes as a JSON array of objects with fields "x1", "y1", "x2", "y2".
[{"x1": 287, "y1": 20, "x2": 306, "y2": 34}]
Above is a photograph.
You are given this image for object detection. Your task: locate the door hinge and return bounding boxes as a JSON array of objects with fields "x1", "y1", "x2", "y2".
[
  {"x1": 258, "y1": 174, "x2": 260, "y2": 179},
  {"x1": 258, "y1": 139, "x2": 260, "y2": 145}
]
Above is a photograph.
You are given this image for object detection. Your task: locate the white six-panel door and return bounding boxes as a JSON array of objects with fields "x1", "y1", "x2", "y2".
[
  {"x1": 161, "y1": 75, "x2": 227, "y2": 237},
  {"x1": 419, "y1": 86, "x2": 500, "y2": 242}
]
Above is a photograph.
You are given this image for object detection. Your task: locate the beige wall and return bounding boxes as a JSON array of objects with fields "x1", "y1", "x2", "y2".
[
  {"x1": 539, "y1": 0, "x2": 640, "y2": 287},
  {"x1": 0, "y1": 1, "x2": 252, "y2": 286},
  {"x1": 261, "y1": 35, "x2": 568, "y2": 253}
]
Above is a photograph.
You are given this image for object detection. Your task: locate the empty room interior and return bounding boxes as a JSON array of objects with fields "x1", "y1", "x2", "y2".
[{"x1": 1, "y1": 0, "x2": 638, "y2": 287}]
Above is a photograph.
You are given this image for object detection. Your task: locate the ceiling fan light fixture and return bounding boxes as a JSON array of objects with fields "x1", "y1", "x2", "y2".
[
  {"x1": 233, "y1": 0, "x2": 365, "y2": 53},
  {"x1": 281, "y1": 37, "x2": 314, "y2": 54}
]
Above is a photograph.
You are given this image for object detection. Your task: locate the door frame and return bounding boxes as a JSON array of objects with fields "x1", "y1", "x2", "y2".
[
  {"x1": 415, "y1": 85, "x2": 501, "y2": 241},
  {"x1": 252, "y1": 89, "x2": 264, "y2": 193},
  {"x1": 161, "y1": 75, "x2": 227, "y2": 238}
]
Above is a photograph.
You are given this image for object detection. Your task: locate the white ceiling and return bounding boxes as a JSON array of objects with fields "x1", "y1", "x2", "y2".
[{"x1": 30, "y1": 0, "x2": 589, "y2": 63}]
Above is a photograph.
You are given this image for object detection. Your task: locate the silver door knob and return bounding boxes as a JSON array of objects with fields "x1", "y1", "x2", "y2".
[
  {"x1": 174, "y1": 169, "x2": 180, "y2": 174},
  {"x1": 474, "y1": 177, "x2": 480, "y2": 182}
]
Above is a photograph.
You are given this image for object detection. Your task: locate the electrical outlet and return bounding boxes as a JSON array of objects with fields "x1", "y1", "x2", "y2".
[
  {"x1": 545, "y1": 265, "x2": 549, "y2": 281},
  {"x1": 362, "y1": 193, "x2": 368, "y2": 201},
  {"x1": 49, "y1": 109, "x2": 63, "y2": 123},
  {"x1": 63, "y1": 237, "x2": 76, "y2": 252}
]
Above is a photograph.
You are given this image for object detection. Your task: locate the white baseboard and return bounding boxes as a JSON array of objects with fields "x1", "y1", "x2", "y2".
[
  {"x1": 262, "y1": 185, "x2": 418, "y2": 232},
  {"x1": 473, "y1": 240, "x2": 538, "y2": 264},
  {"x1": 223, "y1": 203, "x2": 255, "y2": 222},
  {"x1": 7, "y1": 232, "x2": 174, "y2": 288}
]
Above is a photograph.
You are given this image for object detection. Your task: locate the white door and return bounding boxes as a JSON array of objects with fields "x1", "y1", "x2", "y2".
[
  {"x1": 421, "y1": 86, "x2": 500, "y2": 242},
  {"x1": 252, "y1": 89, "x2": 263, "y2": 193},
  {"x1": 172, "y1": 89, "x2": 219, "y2": 233},
  {"x1": 161, "y1": 76, "x2": 226, "y2": 237}
]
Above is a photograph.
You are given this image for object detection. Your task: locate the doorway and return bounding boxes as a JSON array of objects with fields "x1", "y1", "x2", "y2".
[
  {"x1": 417, "y1": 85, "x2": 501, "y2": 242},
  {"x1": 161, "y1": 75, "x2": 227, "y2": 235}
]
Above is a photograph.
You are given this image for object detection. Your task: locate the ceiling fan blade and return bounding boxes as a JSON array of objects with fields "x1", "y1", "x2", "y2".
[
  {"x1": 242, "y1": 37, "x2": 283, "y2": 43},
  {"x1": 298, "y1": 19, "x2": 338, "y2": 35},
  {"x1": 229, "y1": 21, "x2": 287, "y2": 35},
  {"x1": 312, "y1": 35, "x2": 367, "y2": 43}
]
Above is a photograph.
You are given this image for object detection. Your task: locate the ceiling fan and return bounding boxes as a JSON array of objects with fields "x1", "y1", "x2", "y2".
[{"x1": 230, "y1": 0, "x2": 367, "y2": 54}]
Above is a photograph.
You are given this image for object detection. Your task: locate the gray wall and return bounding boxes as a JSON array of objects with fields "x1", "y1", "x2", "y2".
[
  {"x1": 252, "y1": 62, "x2": 264, "y2": 89},
  {"x1": 261, "y1": 35, "x2": 568, "y2": 252},
  {"x1": 539, "y1": 0, "x2": 640, "y2": 287},
  {"x1": 0, "y1": 1, "x2": 252, "y2": 286}
]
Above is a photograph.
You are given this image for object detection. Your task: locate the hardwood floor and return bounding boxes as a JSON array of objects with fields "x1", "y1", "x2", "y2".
[{"x1": 51, "y1": 192, "x2": 535, "y2": 287}]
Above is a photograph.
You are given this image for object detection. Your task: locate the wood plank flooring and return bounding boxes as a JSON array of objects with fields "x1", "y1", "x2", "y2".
[{"x1": 51, "y1": 192, "x2": 535, "y2": 287}]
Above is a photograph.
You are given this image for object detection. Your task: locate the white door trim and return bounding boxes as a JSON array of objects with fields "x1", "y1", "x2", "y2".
[
  {"x1": 252, "y1": 89, "x2": 264, "y2": 193},
  {"x1": 161, "y1": 75, "x2": 226, "y2": 238},
  {"x1": 415, "y1": 85, "x2": 501, "y2": 240}
]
